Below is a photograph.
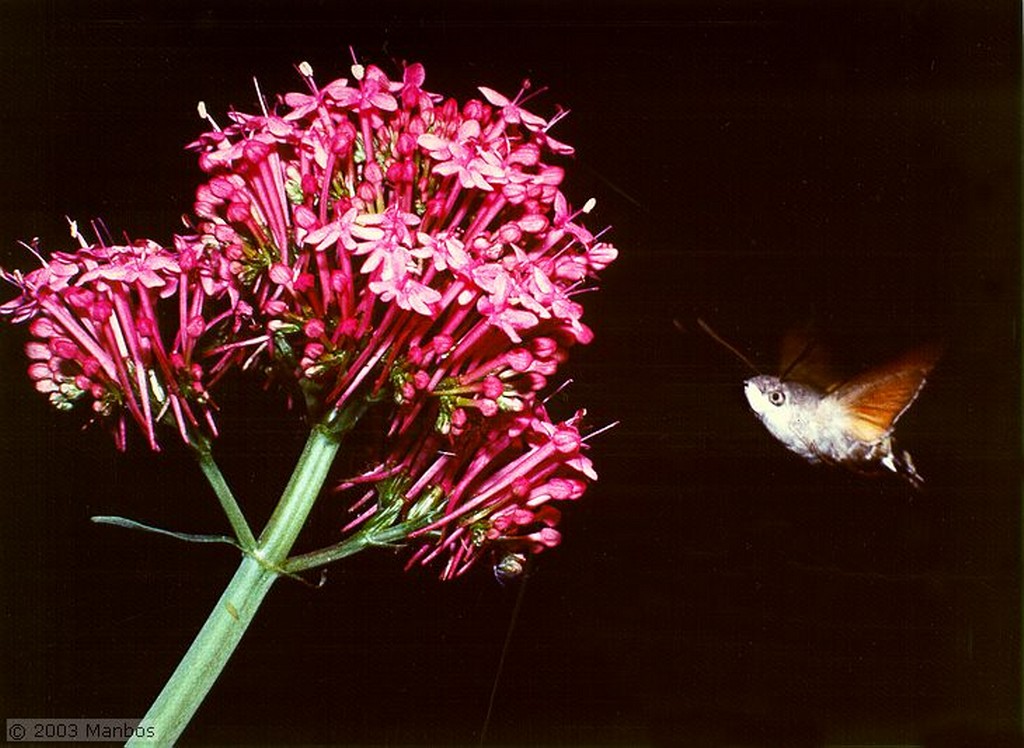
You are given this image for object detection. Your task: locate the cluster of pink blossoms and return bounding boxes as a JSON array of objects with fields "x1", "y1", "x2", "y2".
[
  {"x1": 338, "y1": 403, "x2": 595, "y2": 580},
  {"x1": 0, "y1": 230, "x2": 239, "y2": 450},
  {"x1": 1, "y1": 58, "x2": 616, "y2": 577}
]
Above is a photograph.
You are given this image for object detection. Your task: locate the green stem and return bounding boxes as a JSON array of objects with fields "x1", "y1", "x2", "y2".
[
  {"x1": 194, "y1": 446, "x2": 256, "y2": 550},
  {"x1": 257, "y1": 424, "x2": 342, "y2": 563},
  {"x1": 129, "y1": 555, "x2": 275, "y2": 745},
  {"x1": 129, "y1": 422, "x2": 345, "y2": 746},
  {"x1": 285, "y1": 519, "x2": 437, "y2": 574}
]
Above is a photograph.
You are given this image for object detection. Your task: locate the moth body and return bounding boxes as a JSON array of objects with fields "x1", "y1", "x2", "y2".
[{"x1": 742, "y1": 343, "x2": 940, "y2": 489}]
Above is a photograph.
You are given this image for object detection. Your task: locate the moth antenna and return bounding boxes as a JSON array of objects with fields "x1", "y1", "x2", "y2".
[{"x1": 695, "y1": 318, "x2": 761, "y2": 375}]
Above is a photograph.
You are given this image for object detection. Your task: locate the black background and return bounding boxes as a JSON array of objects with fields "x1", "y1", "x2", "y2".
[{"x1": 0, "y1": 2, "x2": 1019, "y2": 745}]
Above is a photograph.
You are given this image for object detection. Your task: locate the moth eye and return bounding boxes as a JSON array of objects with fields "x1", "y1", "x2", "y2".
[{"x1": 768, "y1": 389, "x2": 786, "y2": 407}]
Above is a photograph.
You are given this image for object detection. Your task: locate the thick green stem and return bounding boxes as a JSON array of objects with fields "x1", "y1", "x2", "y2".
[
  {"x1": 128, "y1": 555, "x2": 275, "y2": 745},
  {"x1": 128, "y1": 424, "x2": 344, "y2": 746},
  {"x1": 257, "y1": 424, "x2": 342, "y2": 563}
]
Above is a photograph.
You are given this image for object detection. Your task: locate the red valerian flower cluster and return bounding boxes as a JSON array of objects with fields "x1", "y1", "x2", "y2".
[
  {"x1": 337, "y1": 403, "x2": 595, "y2": 580},
  {"x1": 0, "y1": 230, "x2": 238, "y2": 450},
  {"x1": 186, "y1": 60, "x2": 616, "y2": 434},
  {"x1": 1, "y1": 58, "x2": 616, "y2": 577}
]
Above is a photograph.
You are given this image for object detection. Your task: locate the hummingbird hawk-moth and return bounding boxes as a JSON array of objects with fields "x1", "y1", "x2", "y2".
[{"x1": 697, "y1": 319, "x2": 941, "y2": 489}]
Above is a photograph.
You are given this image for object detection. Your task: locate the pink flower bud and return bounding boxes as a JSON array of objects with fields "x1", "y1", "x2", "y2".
[
  {"x1": 428, "y1": 334, "x2": 452, "y2": 354},
  {"x1": 462, "y1": 99, "x2": 485, "y2": 121},
  {"x1": 25, "y1": 341, "x2": 51, "y2": 360},
  {"x1": 209, "y1": 175, "x2": 237, "y2": 199},
  {"x1": 34, "y1": 379, "x2": 59, "y2": 394},
  {"x1": 187, "y1": 315, "x2": 206, "y2": 338},
  {"x1": 356, "y1": 181, "x2": 377, "y2": 202},
  {"x1": 293, "y1": 205, "x2": 318, "y2": 230},
  {"x1": 541, "y1": 477, "x2": 585, "y2": 501},
  {"x1": 330, "y1": 270, "x2": 348, "y2": 293},
  {"x1": 301, "y1": 173, "x2": 319, "y2": 196},
  {"x1": 386, "y1": 160, "x2": 414, "y2": 184},
  {"x1": 498, "y1": 222, "x2": 522, "y2": 244},
  {"x1": 524, "y1": 372, "x2": 546, "y2": 391},
  {"x1": 330, "y1": 122, "x2": 357, "y2": 155},
  {"x1": 226, "y1": 201, "x2": 251, "y2": 223},
  {"x1": 89, "y1": 299, "x2": 113, "y2": 323},
  {"x1": 29, "y1": 318, "x2": 57, "y2": 338},
  {"x1": 481, "y1": 375, "x2": 503, "y2": 399},
  {"x1": 531, "y1": 337, "x2": 559, "y2": 359},
  {"x1": 588, "y1": 242, "x2": 618, "y2": 271},
  {"x1": 65, "y1": 287, "x2": 92, "y2": 311},
  {"x1": 517, "y1": 212, "x2": 549, "y2": 234},
  {"x1": 303, "y1": 318, "x2": 326, "y2": 339},
  {"x1": 242, "y1": 139, "x2": 271, "y2": 164},
  {"x1": 396, "y1": 132, "x2": 417, "y2": 157},
  {"x1": 27, "y1": 362, "x2": 51, "y2": 381},
  {"x1": 509, "y1": 142, "x2": 540, "y2": 166},
  {"x1": 268, "y1": 264, "x2": 292, "y2": 286},
  {"x1": 573, "y1": 322, "x2": 595, "y2": 345},
  {"x1": 364, "y1": 161, "x2": 383, "y2": 185},
  {"x1": 552, "y1": 424, "x2": 581, "y2": 454},
  {"x1": 505, "y1": 347, "x2": 533, "y2": 372},
  {"x1": 50, "y1": 337, "x2": 78, "y2": 359},
  {"x1": 264, "y1": 299, "x2": 288, "y2": 316},
  {"x1": 530, "y1": 527, "x2": 561, "y2": 548}
]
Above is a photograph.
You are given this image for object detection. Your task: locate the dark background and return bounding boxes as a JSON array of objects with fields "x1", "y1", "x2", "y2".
[{"x1": 0, "y1": 1, "x2": 1019, "y2": 745}]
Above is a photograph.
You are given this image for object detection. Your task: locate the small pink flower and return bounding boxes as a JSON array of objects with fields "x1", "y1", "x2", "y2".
[
  {"x1": 478, "y1": 83, "x2": 548, "y2": 131},
  {"x1": 419, "y1": 120, "x2": 507, "y2": 192},
  {"x1": 326, "y1": 64, "x2": 399, "y2": 114},
  {"x1": 305, "y1": 207, "x2": 385, "y2": 253}
]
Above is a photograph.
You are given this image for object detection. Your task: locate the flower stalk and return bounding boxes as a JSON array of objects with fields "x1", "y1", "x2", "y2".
[
  {"x1": 284, "y1": 513, "x2": 439, "y2": 573},
  {"x1": 255, "y1": 418, "x2": 344, "y2": 562},
  {"x1": 193, "y1": 441, "x2": 257, "y2": 550}
]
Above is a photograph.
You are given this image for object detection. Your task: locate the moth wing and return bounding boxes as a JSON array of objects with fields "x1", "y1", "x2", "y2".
[
  {"x1": 778, "y1": 326, "x2": 839, "y2": 392},
  {"x1": 831, "y1": 345, "x2": 942, "y2": 443}
]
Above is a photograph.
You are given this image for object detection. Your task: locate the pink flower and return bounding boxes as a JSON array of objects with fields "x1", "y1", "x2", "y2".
[
  {"x1": 325, "y1": 64, "x2": 399, "y2": 115},
  {"x1": 304, "y1": 207, "x2": 384, "y2": 253},
  {"x1": 417, "y1": 120, "x2": 506, "y2": 191},
  {"x1": 478, "y1": 83, "x2": 548, "y2": 132}
]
